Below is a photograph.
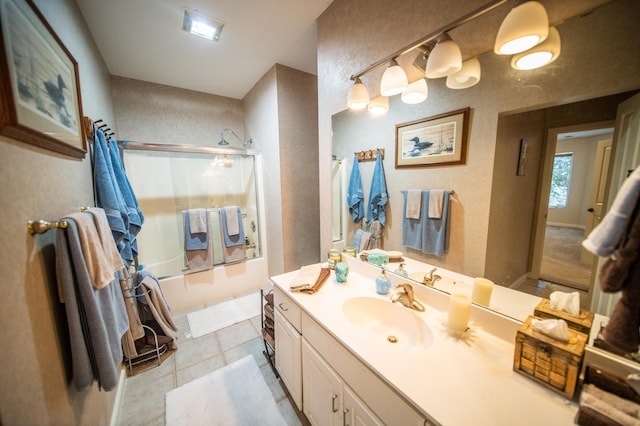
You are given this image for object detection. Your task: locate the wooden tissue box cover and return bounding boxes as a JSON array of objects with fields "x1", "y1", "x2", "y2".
[
  {"x1": 534, "y1": 298, "x2": 594, "y2": 335},
  {"x1": 514, "y1": 316, "x2": 587, "y2": 399}
]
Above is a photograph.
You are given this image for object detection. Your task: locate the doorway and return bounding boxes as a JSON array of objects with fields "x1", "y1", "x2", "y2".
[{"x1": 534, "y1": 126, "x2": 614, "y2": 299}]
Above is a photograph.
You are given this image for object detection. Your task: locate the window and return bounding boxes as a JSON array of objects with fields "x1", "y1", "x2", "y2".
[{"x1": 549, "y1": 152, "x2": 573, "y2": 208}]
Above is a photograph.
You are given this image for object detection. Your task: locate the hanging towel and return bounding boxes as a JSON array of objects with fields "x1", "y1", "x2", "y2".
[
  {"x1": 405, "y1": 189, "x2": 422, "y2": 219},
  {"x1": 354, "y1": 229, "x2": 364, "y2": 252},
  {"x1": 93, "y1": 128, "x2": 133, "y2": 266},
  {"x1": 108, "y1": 137, "x2": 144, "y2": 240},
  {"x1": 347, "y1": 154, "x2": 364, "y2": 223},
  {"x1": 183, "y1": 210, "x2": 209, "y2": 251},
  {"x1": 219, "y1": 212, "x2": 246, "y2": 263},
  {"x1": 583, "y1": 167, "x2": 640, "y2": 257},
  {"x1": 428, "y1": 189, "x2": 445, "y2": 219},
  {"x1": 189, "y1": 208, "x2": 208, "y2": 234},
  {"x1": 421, "y1": 190, "x2": 451, "y2": 256},
  {"x1": 182, "y1": 210, "x2": 213, "y2": 272},
  {"x1": 402, "y1": 191, "x2": 424, "y2": 250},
  {"x1": 66, "y1": 211, "x2": 123, "y2": 290},
  {"x1": 221, "y1": 206, "x2": 244, "y2": 247},
  {"x1": 55, "y1": 218, "x2": 130, "y2": 391},
  {"x1": 366, "y1": 153, "x2": 389, "y2": 227}
]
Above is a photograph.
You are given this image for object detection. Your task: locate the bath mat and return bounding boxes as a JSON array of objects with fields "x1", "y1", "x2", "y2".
[
  {"x1": 165, "y1": 355, "x2": 286, "y2": 426},
  {"x1": 187, "y1": 292, "x2": 260, "y2": 338}
]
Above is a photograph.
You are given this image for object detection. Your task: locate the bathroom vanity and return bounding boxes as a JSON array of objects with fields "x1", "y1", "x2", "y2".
[{"x1": 271, "y1": 255, "x2": 581, "y2": 425}]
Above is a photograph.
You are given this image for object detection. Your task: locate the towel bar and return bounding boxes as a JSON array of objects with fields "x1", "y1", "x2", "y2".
[{"x1": 27, "y1": 219, "x2": 68, "y2": 235}]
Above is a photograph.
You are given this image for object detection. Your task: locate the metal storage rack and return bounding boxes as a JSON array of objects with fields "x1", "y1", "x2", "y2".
[{"x1": 261, "y1": 288, "x2": 278, "y2": 378}]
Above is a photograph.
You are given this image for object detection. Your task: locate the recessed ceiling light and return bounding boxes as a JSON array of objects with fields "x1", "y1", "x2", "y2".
[{"x1": 182, "y1": 8, "x2": 224, "y2": 41}]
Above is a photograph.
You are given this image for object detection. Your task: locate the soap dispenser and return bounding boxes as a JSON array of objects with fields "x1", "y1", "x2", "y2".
[
  {"x1": 376, "y1": 269, "x2": 391, "y2": 295},
  {"x1": 394, "y1": 263, "x2": 408, "y2": 277}
]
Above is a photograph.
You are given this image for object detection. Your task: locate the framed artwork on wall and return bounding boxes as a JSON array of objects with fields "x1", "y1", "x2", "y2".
[
  {"x1": 395, "y1": 107, "x2": 469, "y2": 168},
  {"x1": 0, "y1": 0, "x2": 86, "y2": 158}
]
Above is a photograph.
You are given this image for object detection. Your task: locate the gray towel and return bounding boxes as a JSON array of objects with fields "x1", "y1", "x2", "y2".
[
  {"x1": 56, "y1": 219, "x2": 130, "y2": 391},
  {"x1": 183, "y1": 210, "x2": 213, "y2": 272}
]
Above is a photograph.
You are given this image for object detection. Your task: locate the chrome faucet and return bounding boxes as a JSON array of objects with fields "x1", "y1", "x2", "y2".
[
  {"x1": 390, "y1": 284, "x2": 425, "y2": 312},
  {"x1": 423, "y1": 268, "x2": 441, "y2": 286}
]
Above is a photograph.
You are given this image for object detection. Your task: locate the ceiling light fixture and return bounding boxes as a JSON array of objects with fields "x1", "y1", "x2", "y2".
[
  {"x1": 348, "y1": 77, "x2": 370, "y2": 110},
  {"x1": 494, "y1": 0, "x2": 549, "y2": 55},
  {"x1": 380, "y1": 59, "x2": 408, "y2": 96},
  {"x1": 401, "y1": 78, "x2": 428, "y2": 104},
  {"x1": 368, "y1": 96, "x2": 389, "y2": 115},
  {"x1": 446, "y1": 57, "x2": 481, "y2": 89},
  {"x1": 182, "y1": 8, "x2": 225, "y2": 41},
  {"x1": 511, "y1": 26, "x2": 561, "y2": 70},
  {"x1": 426, "y1": 33, "x2": 462, "y2": 79}
]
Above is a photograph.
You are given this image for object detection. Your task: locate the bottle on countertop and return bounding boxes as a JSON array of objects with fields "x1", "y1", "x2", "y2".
[
  {"x1": 376, "y1": 269, "x2": 391, "y2": 295},
  {"x1": 394, "y1": 263, "x2": 408, "y2": 277}
]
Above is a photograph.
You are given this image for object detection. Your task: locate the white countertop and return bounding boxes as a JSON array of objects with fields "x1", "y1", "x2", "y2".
[{"x1": 270, "y1": 257, "x2": 578, "y2": 425}]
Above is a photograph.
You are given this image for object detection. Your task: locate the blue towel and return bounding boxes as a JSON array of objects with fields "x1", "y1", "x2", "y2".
[
  {"x1": 421, "y1": 190, "x2": 450, "y2": 256},
  {"x1": 366, "y1": 153, "x2": 388, "y2": 227},
  {"x1": 93, "y1": 129, "x2": 132, "y2": 264},
  {"x1": 402, "y1": 191, "x2": 424, "y2": 250},
  {"x1": 108, "y1": 139, "x2": 144, "y2": 235},
  {"x1": 184, "y1": 209, "x2": 209, "y2": 250},
  {"x1": 402, "y1": 190, "x2": 451, "y2": 256},
  {"x1": 220, "y1": 206, "x2": 245, "y2": 247},
  {"x1": 347, "y1": 155, "x2": 364, "y2": 223}
]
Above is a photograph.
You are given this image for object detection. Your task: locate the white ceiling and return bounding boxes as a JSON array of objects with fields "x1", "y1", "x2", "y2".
[{"x1": 75, "y1": 0, "x2": 334, "y2": 99}]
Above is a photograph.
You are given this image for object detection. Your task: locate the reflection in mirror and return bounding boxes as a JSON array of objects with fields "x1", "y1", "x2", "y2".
[
  {"x1": 332, "y1": 158, "x2": 344, "y2": 242},
  {"x1": 331, "y1": 0, "x2": 640, "y2": 324},
  {"x1": 122, "y1": 143, "x2": 261, "y2": 278}
]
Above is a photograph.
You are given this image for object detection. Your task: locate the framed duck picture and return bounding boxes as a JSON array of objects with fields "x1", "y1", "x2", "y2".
[
  {"x1": 0, "y1": 0, "x2": 86, "y2": 158},
  {"x1": 395, "y1": 107, "x2": 469, "y2": 168}
]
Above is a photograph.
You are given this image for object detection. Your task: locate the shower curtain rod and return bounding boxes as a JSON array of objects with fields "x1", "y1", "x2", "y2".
[{"x1": 119, "y1": 141, "x2": 258, "y2": 156}]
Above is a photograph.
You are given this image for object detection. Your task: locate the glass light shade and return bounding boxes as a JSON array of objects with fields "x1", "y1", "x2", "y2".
[
  {"x1": 380, "y1": 59, "x2": 408, "y2": 96},
  {"x1": 494, "y1": 1, "x2": 549, "y2": 55},
  {"x1": 368, "y1": 96, "x2": 389, "y2": 115},
  {"x1": 401, "y1": 78, "x2": 428, "y2": 104},
  {"x1": 511, "y1": 27, "x2": 561, "y2": 70},
  {"x1": 347, "y1": 78, "x2": 370, "y2": 110},
  {"x1": 446, "y1": 58, "x2": 481, "y2": 89},
  {"x1": 426, "y1": 35, "x2": 462, "y2": 78}
]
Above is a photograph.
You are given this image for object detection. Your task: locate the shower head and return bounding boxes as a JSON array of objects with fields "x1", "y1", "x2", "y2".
[{"x1": 219, "y1": 128, "x2": 238, "y2": 146}]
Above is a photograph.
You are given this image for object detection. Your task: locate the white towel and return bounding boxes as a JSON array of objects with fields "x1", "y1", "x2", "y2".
[
  {"x1": 405, "y1": 190, "x2": 422, "y2": 219},
  {"x1": 188, "y1": 208, "x2": 208, "y2": 234},
  {"x1": 358, "y1": 231, "x2": 372, "y2": 252},
  {"x1": 224, "y1": 206, "x2": 240, "y2": 236},
  {"x1": 428, "y1": 190, "x2": 445, "y2": 219}
]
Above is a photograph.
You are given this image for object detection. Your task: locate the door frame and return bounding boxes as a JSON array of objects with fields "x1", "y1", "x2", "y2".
[{"x1": 529, "y1": 120, "x2": 615, "y2": 300}]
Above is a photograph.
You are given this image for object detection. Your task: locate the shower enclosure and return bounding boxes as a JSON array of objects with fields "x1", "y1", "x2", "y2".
[{"x1": 121, "y1": 142, "x2": 262, "y2": 279}]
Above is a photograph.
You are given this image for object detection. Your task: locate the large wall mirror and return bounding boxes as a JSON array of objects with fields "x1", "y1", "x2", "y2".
[{"x1": 331, "y1": 0, "x2": 640, "y2": 325}]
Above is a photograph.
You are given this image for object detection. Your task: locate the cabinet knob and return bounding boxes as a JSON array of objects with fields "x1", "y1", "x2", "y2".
[
  {"x1": 278, "y1": 303, "x2": 288, "y2": 311},
  {"x1": 332, "y1": 394, "x2": 338, "y2": 413},
  {"x1": 587, "y1": 208, "x2": 594, "y2": 213}
]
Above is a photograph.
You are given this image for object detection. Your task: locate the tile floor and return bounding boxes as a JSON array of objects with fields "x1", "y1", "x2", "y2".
[{"x1": 117, "y1": 311, "x2": 307, "y2": 425}]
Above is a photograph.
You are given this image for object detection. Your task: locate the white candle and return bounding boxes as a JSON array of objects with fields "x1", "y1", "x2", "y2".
[
  {"x1": 447, "y1": 293, "x2": 471, "y2": 333},
  {"x1": 472, "y1": 277, "x2": 494, "y2": 307}
]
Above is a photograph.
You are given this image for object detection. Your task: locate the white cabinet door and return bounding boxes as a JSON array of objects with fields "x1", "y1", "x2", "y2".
[
  {"x1": 274, "y1": 309, "x2": 302, "y2": 410},
  {"x1": 302, "y1": 338, "x2": 343, "y2": 426},
  {"x1": 343, "y1": 385, "x2": 383, "y2": 426}
]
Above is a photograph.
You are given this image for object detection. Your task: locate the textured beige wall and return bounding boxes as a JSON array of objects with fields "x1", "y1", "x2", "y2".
[
  {"x1": 0, "y1": 0, "x2": 118, "y2": 424},
  {"x1": 318, "y1": 0, "x2": 640, "y2": 278},
  {"x1": 276, "y1": 65, "x2": 320, "y2": 271}
]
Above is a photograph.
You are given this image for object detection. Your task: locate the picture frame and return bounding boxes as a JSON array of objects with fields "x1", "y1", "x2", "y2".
[
  {"x1": 0, "y1": 0, "x2": 86, "y2": 158},
  {"x1": 517, "y1": 139, "x2": 528, "y2": 176},
  {"x1": 395, "y1": 107, "x2": 469, "y2": 168}
]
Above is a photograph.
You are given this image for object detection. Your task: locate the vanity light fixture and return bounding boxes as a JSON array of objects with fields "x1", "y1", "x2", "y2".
[
  {"x1": 380, "y1": 59, "x2": 409, "y2": 96},
  {"x1": 182, "y1": 8, "x2": 225, "y2": 41},
  {"x1": 494, "y1": 0, "x2": 549, "y2": 55},
  {"x1": 511, "y1": 26, "x2": 561, "y2": 70},
  {"x1": 368, "y1": 96, "x2": 389, "y2": 115},
  {"x1": 401, "y1": 78, "x2": 428, "y2": 104},
  {"x1": 446, "y1": 57, "x2": 481, "y2": 89},
  {"x1": 348, "y1": 77, "x2": 370, "y2": 110},
  {"x1": 425, "y1": 33, "x2": 462, "y2": 79}
]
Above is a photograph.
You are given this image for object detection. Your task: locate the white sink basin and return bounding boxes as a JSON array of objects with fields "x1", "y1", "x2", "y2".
[{"x1": 342, "y1": 297, "x2": 434, "y2": 349}]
